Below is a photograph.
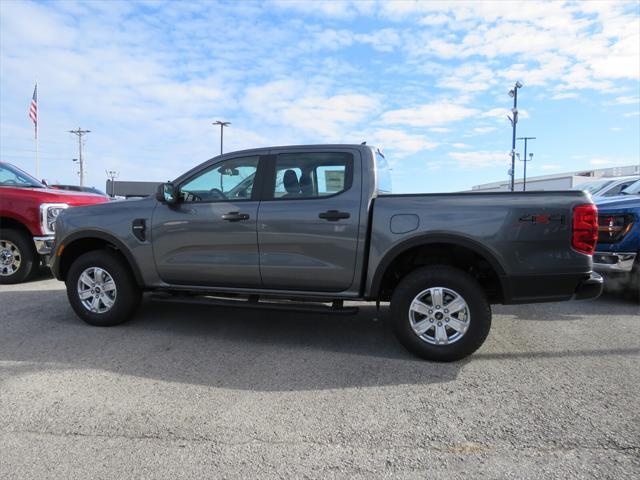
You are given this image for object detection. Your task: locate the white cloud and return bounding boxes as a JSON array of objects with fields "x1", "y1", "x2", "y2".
[
  {"x1": 367, "y1": 128, "x2": 438, "y2": 158},
  {"x1": 552, "y1": 92, "x2": 579, "y2": 100},
  {"x1": 242, "y1": 79, "x2": 379, "y2": 139},
  {"x1": 418, "y1": 14, "x2": 450, "y2": 26},
  {"x1": 381, "y1": 101, "x2": 478, "y2": 127},
  {"x1": 449, "y1": 150, "x2": 510, "y2": 168},
  {"x1": 611, "y1": 95, "x2": 640, "y2": 105},
  {"x1": 472, "y1": 126, "x2": 496, "y2": 134},
  {"x1": 451, "y1": 143, "x2": 470, "y2": 148}
]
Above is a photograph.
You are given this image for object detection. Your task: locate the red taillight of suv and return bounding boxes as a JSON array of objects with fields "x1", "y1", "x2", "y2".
[{"x1": 572, "y1": 204, "x2": 598, "y2": 255}]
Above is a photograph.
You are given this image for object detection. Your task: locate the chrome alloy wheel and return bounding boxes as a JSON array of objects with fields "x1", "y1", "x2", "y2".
[
  {"x1": 77, "y1": 267, "x2": 117, "y2": 313},
  {"x1": 0, "y1": 240, "x2": 21, "y2": 277},
  {"x1": 408, "y1": 287, "x2": 471, "y2": 345}
]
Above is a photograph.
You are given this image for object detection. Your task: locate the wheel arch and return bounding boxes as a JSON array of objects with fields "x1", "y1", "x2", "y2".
[
  {"x1": 56, "y1": 231, "x2": 144, "y2": 286},
  {"x1": 0, "y1": 216, "x2": 35, "y2": 237},
  {"x1": 368, "y1": 233, "x2": 507, "y2": 302}
]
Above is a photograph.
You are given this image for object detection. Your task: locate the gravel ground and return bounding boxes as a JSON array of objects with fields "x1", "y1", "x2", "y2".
[{"x1": 1, "y1": 274, "x2": 638, "y2": 479}]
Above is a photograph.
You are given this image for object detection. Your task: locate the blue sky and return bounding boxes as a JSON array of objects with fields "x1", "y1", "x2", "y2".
[{"x1": 1, "y1": 0, "x2": 639, "y2": 193}]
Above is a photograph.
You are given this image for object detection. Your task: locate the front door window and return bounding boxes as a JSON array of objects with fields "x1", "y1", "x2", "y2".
[{"x1": 180, "y1": 156, "x2": 259, "y2": 202}]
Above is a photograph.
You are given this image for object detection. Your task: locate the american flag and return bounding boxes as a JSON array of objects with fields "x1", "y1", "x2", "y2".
[{"x1": 29, "y1": 83, "x2": 38, "y2": 137}]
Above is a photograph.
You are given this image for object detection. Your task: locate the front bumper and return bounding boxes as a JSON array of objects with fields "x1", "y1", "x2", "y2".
[
  {"x1": 33, "y1": 236, "x2": 55, "y2": 255},
  {"x1": 573, "y1": 272, "x2": 604, "y2": 300},
  {"x1": 593, "y1": 252, "x2": 636, "y2": 273}
]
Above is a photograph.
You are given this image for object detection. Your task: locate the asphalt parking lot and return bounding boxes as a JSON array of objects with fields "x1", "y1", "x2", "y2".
[{"x1": 0, "y1": 274, "x2": 638, "y2": 479}]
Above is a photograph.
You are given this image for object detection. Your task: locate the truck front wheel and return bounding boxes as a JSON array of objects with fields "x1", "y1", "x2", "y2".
[
  {"x1": 390, "y1": 265, "x2": 491, "y2": 362},
  {"x1": 66, "y1": 250, "x2": 142, "y2": 326},
  {"x1": 0, "y1": 228, "x2": 37, "y2": 284}
]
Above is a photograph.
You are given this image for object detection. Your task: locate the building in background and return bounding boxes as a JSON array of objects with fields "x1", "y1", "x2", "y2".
[
  {"x1": 106, "y1": 180, "x2": 161, "y2": 198},
  {"x1": 472, "y1": 164, "x2": 640, "y2": 192}
]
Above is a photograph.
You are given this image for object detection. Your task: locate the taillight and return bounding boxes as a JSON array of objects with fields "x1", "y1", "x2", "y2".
[{"x1": 572, "y1": 204, "x2": 598, "y2": 255}]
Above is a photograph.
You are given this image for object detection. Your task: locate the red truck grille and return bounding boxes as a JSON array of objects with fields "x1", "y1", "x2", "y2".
[{"x1": 572, "y1": 204, "x2": 598, "y2": 255}]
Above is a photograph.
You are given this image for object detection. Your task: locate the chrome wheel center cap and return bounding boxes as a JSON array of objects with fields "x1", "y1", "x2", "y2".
[{"x1": 0, "y1": 250, "x2": 12, "y2": 265}]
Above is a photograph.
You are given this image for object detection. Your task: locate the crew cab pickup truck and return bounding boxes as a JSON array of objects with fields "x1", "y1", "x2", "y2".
[
  {"x1": 0, "y1": 161, "x2": 108, "y2": 283},
  {"x1": 593, "y1": 180, "x2": 640, "y2": 295},
  {"x1": 51, "y1": 145, "x2": 602, "y2": 361}
]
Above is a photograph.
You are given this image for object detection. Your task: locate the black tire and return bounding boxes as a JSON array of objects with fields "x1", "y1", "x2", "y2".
[
  {"x1": 390, "y1": 265, "x2": 491, "y2": 362},
  {"x1": 66, "y1": 250, "x2": 142, "y2": 326},
  {"x1": 0, "y1": 228, "x2": 38, "y2": 284}
]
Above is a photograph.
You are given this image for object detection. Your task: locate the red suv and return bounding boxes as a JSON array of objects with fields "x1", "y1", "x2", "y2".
[{"x1": 0, "y1": 162, "x2": 108, "y2": 283}]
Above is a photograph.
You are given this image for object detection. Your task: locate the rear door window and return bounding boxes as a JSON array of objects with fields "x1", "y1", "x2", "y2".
[{"x1": 270, "y1": 152, "x2": 353, "y2": 199}]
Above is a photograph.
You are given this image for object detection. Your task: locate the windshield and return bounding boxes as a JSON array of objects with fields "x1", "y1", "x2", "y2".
[
  {"x1": 0, "y1": 163, "x2": 44, "y2": 188},
  {"x1": 621, "y1": 179, "x2": 640, "y2": 195},
  {"x1": 573, "y1": 179, "x2": 614, "y2": 194}
]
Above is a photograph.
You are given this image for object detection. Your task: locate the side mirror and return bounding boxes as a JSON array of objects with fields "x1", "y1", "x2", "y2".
[{"x1": 156, "y1": 182, "x2": 178, "y2": 204}]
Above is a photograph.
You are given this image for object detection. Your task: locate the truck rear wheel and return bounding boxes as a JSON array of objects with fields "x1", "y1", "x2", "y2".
[
  {"x1": 0, "y1": 228, "x2": 37, "y2": 284},
  {"x1": 66, "y1": 250, "x2": 141, "y2": 326},
  {"x1": 390, "y1": 265, "x2": 491, "y2": 362}
]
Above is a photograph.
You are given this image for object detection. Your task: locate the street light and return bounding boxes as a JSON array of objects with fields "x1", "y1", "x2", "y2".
[
  {"x1": 507, "y1": 81, "x2": 523, "y2": 192},
  {"x1": 106, "y1": 170, "x2": 119, "y2": 197},
  {"x1": 517, "y1": 136, "x2": 536, "y2": 191},
  {"x1": 213, "y1": 120, "x2": 231, "y2": 156}
]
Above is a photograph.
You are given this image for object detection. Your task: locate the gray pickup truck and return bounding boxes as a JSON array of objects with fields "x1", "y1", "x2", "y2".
[{"x1": 51, "y1": 144, "x2": 602, "y2": 361}]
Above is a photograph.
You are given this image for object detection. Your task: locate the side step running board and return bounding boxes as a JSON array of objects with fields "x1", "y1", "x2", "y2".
[{"x1": 150, "y1": 293, "x2": 359, "y2": 315}]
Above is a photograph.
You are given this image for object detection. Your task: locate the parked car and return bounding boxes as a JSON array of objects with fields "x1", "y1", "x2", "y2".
[
  {"x1": 593, "y1": 180, "x2": 640, "y2": 295},
  {"x1": 51, "y1": 145, "x2": 602, "y2": 361},
  {"x1": 573, "y1": 175, "x2": 639, "y2": 198},
  {"x1": 0, "y1": 162, "x2": 109, "y2": 283},
  {"x1": 50, "y1": 184, "x2": 109, "y2": 197}
]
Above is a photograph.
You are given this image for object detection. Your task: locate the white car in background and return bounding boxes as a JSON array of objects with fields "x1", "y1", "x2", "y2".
[{"x1": 574, "y1": 176, "x2": 639, "y2": 198}]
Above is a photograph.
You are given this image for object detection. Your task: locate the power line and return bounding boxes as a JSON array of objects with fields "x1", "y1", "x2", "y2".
[{"x1": 69, "y1": 128, "x2": 90, "y2": 187}]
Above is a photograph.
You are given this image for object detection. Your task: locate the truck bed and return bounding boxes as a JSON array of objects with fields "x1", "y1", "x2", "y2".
[{"x1": 367, "y1": 191, "x2": 595, "y2": 304}]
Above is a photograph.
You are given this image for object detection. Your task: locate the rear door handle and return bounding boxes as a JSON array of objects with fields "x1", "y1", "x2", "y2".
[
  {"x1": 222, "y1": 212, "x2": 250, "y2": 222},
  {"x1": 318, "y1": 210, "x2": 350, "y2": 221}
]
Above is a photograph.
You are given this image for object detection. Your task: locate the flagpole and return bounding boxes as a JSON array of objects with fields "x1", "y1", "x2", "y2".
[{"x1": 35, "y1": 119, "x2": 39, "y2": 180}]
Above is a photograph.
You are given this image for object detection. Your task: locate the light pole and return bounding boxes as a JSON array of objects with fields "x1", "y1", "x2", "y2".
[
  {"x1": 72, "y1": 158, "x2": 79, "y2": 180},
  {"x1": 106, "y1": 170, "x2": 119, "y2": 197},
  {"x1": 213, "y1": 120, "x2": 231, "y2": 156},
  {"x1": 507, "y1": 81, "x2": 523, "y2": 192},
  {"x1": 69, "y1": 128, "x2": 90, "y2": 187},
  {"x1": 517, "y1": 136, "x2": 536, "y2": 191}
]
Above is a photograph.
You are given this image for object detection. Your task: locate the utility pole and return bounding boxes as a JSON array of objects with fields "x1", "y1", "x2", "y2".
[
  {"x1": 213, "y1": 120, "x2": 230, "y2": 155},
  {"x1": 517, "y1": 137, "x2": 536, "y2": 191},
  {"x1": 69, "y1": 128, "x2": 90, "y2": 187},
  {"x1": 507, "y1": 81, "x2": 523, "y2": 192},
  {"x1": 106, "y1": 170, "x2": 119, "y2": 197}
]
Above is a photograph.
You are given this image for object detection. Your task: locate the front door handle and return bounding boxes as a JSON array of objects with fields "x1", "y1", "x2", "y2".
[
  {"x1": 222, "y1": 212, "x2": 250, "y2": 222},
  {"x1": 318, "y1": 210, "x2": 350, "y2": 221}
]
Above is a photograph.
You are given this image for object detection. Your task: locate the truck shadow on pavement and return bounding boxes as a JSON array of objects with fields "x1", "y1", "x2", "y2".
[
  {"x1": 494, "y1": 291, "x2": 639, "y2": 321},
  {"x1": 0, "y1": 290, "x2": 464, "y2": 391},
  {"x1": 1, "y1": 289, "x2": 637, "y2": 391}
]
